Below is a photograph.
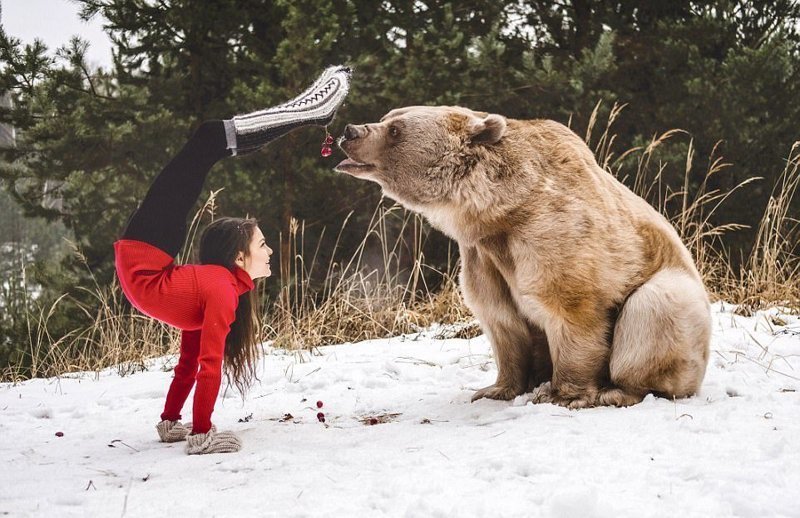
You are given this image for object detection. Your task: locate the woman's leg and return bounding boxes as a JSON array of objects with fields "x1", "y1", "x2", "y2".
[
  {"x1": 155, "y1": 331, "x2": 201, "y2": 443},
  {"x1": 160, "y1": 330, "x2": 202, "y2": 422},
  {"x1": 122, "y1": 121, "x2": 229, "y2": 257},
  {"x1": 121, "y1": 65, "x2": 351, "y2": 257}
]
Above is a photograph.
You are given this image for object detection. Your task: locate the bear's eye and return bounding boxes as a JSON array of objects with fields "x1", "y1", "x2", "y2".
[{"x1": 389, "y1": 125, "x2": 400, "y2": 138}]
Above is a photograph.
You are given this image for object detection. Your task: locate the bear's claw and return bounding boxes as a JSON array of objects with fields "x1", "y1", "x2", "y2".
[
  {"x1": 528, "y1": 382, "x2": 598, "y2": 408},
  {"x1": 471, "y1": 384, "x2": 520, "y2": 402}
]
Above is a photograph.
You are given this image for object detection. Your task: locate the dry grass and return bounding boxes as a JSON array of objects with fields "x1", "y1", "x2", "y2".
[
  {"x1": 2, "y1": 106, "x2": 798, "y2": 382},
  {"x1": 586, "y1": 102, "x2": 799, "y2": 312},
  {"x1": 1, "y1": 260, "x2": 179, "y2": 383},
  {"x1": 266, "y1": 203, "x2": 475, "y2": 351},
  {"x1": 719, "y1": 142, "x2": 800, "y2": 312}
]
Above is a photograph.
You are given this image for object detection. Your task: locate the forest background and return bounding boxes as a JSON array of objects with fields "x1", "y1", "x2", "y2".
[{"x1": 1, "y1": 0, "x2": 798, "y2": 379}]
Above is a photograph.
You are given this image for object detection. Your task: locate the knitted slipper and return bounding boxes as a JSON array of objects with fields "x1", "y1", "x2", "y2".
[
  {"x1": 156, "y1": 420, "x2": 191, "y2": 443},
  {"x1": 185, "y1": 429, "x2": 242, "y2": 455},
  {"x1": 225, "y1": 65, "x2": 352, "y2": 155}
]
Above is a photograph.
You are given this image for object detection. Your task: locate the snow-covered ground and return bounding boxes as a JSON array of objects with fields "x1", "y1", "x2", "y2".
[{"x1": 1, "y1": 302, "x2": 799, "y2": 518}]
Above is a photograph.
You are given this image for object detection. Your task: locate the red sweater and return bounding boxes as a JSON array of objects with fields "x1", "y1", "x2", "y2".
[{"x1": 114, "y1": 239, "x2": 254, "y2": 433}]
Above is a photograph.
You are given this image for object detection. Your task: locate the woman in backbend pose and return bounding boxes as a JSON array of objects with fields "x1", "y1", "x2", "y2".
[{"x1": 115, "y1": 66, "x2": 351, "y2": 455}]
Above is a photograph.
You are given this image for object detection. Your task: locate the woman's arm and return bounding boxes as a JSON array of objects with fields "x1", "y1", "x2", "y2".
[{"x1": 191, "y1": 286, "x2": 239, "y2": 434}]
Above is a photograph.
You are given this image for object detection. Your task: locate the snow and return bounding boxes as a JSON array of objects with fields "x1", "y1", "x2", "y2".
[{"x1": 1, "y1": 302, "x2": 799, "y2": 518}]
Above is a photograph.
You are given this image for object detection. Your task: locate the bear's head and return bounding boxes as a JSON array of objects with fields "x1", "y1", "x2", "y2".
[{"x1": 335, "y1": 106, "x2": 507, "y2": 210}]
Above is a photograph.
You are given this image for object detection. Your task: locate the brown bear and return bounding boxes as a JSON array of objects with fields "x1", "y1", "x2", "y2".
[{"x1": 336, "y1": 106, "x2": 711, "y2": 408}]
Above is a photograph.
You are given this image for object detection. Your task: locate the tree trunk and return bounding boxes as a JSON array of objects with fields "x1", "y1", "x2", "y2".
[{"x1": 572, "y1": 0, "x2": 592, "y2": 59}]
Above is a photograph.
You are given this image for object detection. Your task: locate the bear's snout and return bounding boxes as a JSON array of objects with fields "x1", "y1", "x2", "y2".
[{"x1": 343, "y1": 124, "x2": 367, "y2": 141}]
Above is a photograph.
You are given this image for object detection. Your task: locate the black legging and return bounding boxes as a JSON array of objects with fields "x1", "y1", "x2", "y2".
[{"x1": 122, "y1": 121, "x2": 231, "y2": 257}]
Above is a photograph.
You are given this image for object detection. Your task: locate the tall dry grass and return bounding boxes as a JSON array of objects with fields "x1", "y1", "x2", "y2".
[
  {"x1": 719, "y1": 142, "x2": 800, "y2": 311},
  {"x1": 2, "y1": 253, "x2": 179, "y2": 382},
  {"x1": 2, "y1": 106, "x2": 798, "y2": 382},
  {"x1": 585, "y1": 102, "x2": 799, "y2": 312},
  {"x1": 266, "y1": 203, "x2": 474, "y2": 351}
]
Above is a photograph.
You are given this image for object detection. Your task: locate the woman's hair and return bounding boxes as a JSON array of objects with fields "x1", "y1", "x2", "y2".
[{"x1": 199, "y1": 216, "x2": 261, "y2": 394}]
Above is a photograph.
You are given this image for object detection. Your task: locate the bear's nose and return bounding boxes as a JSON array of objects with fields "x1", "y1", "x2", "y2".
[{"x1": 343, "y1": 124, "x2": 365, "y2": 141}]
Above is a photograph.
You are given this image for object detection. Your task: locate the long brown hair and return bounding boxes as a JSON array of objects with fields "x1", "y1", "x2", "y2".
[{"x1": 199, "y1": 216, "x2": 261, "y2": 394}]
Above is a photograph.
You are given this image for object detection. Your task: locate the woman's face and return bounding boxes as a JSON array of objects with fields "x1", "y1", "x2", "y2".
[{"x1": 237, "y1": 226, "x2": 273, "y2": 279}]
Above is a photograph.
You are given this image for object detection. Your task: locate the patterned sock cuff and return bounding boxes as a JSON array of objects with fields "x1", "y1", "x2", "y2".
[
  {"x1": 223, "y1": 119, "x2": 237, "y2": 156},
  {"x1": 229, "y1": 65, "x2": 351, "y2": 154}
]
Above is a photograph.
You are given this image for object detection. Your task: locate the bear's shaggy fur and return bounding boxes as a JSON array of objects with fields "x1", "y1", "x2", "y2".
[{"x1": 336, "y1": 106, "x2": 711, "y2": 408}]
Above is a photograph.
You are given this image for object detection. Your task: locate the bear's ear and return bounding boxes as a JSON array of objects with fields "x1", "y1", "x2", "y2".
[{"x1": 467, "y1": 114, "x2": 507, "y2": 145}]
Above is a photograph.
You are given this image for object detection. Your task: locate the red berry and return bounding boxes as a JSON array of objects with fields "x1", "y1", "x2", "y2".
[
  {"x1": 317, "y1": 412, "x2": 325, "y2": 422},
  {"x1": 316, "y1": 400, "x2": 323, "y2": 408},
  {"x1": 325, "y1": 135, "x2": 334, "y2": 145},
  {"x1": 369, "y1": 418, "x2": 378, "y2": 426},
  {"x1": 321, "y1": 145, "x2": 332, "y2": 157},
  {"x1": 55, "y1": 431, "x2": 64, "y2": 437}
]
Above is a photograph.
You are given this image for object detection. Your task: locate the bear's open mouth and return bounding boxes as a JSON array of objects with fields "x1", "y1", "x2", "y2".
[{"x1": 335, "y1": 158, "x2": 376, "y2": 175}]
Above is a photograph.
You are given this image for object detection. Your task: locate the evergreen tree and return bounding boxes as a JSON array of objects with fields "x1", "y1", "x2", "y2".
[{"x1": 1, "y1": 0, "x2": 799, "y2": 373}]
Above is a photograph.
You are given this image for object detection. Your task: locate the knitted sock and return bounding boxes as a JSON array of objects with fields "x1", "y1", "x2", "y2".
[
  {"x1": 185, "y1": 429, "x2": 242, "y2": 455},
  {"x1": 224, "y1": 65, "x2": 351, "y2": 156},
  {"x1": 156, "y1": 420, "x2": 191, "y2": 443}
]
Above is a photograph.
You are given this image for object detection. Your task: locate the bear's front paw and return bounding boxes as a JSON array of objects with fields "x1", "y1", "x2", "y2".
[
  {"x1": 471, "y1": 383, "x2": 520, "y2": 402},
  {"x1": 553, "y1": 395, "x2": 596, "y2": 409},
  {"x1": 529, "y1": 381, "x2": 554, "y2": 404},
  {"x1": 533, "y1": 382, "x2": 598, "y2": 409}
]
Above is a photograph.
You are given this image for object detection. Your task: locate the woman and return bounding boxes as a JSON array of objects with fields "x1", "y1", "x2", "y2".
[{"x1": 114, "y1": 66, "x2": 351, "y2": 455}]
